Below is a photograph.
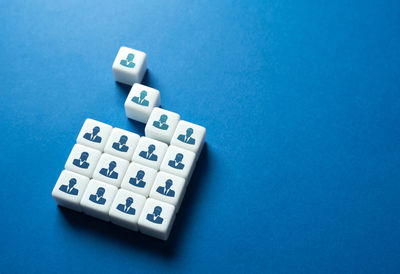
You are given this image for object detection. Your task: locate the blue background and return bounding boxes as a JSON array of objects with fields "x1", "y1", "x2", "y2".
[{"x1": 0, "y1": 0, "x2": 399, "y2": 273}]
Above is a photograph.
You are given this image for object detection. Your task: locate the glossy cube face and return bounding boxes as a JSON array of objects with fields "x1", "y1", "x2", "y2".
[
  {"x1": 125, "y1": 84, "x2": 161, "y2": 123},
  {"x1": 131, "y1": 137, "x2": 168, "y2": 170},
  {"x1": 160, "y1": 146, "x2": 196, "y2": 180},
  {"x1": 65, "y1": 144, "x2": 102, "y2": 177},
  {"x1": 170, "y1": 120, "x2": 206, "y2": 160},
  {"x1": 120, "y1": 162, "x2": 158, "y2": 197},
  {"x1": 109, "y1": 189, "x2": 146, "y2": 231},
  {"x1": 92, "y1": 153, "x2": 130, "y2": 187},
  {"x1": 112, "y1": 46, "x2": 147, "y2": 86},
  {"x1": 80, "y1": 180, "x2": 118, "y2": 221},
  {"x1": 52, "y1": 170, "x2": 90, "y2": 212},
  {"x1": 138, "y1": 198, "x2": 176, "y2": 241},
  {"x1": 76, "y1": 119, "x2": 113, "y2": 151},
  {"x1": 104, "y1": 128, "x2": 140, "y2": 161},
  {"x1": 145, "y1": 108, "x2": 180, "y2": 144},
  {"x1": 149, "y1": 172, "x2": 186, "y2": 211}
]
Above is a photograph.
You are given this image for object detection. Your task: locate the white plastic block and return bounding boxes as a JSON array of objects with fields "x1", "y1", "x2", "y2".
[
  {"x1": 80, "y1": 179, "x2": 118, "y2": 221},
  {"x1": 132, "y1": 137, "x2": 168, "y2": 170},
  {"x1": 120, "y1": 162, "x2": 157, "y2": 197},
  {"x1": 104, "y1": 128, "x2": 140, "y2": 161},
  {"x1": 65, "y1": 144, "x2": 102, "y2": 177},
  {"x1": 92, "y1": 153, "x2": 129, "y2": 187},
  {"x1": 52, "y1": 170, "x2": 90, "y2": 212},
  {"x1": 138, "y1": 198, "x2": 176, "y2": 241},
  {"x1": 109, "y1": 189, "x2": 146, "y2": 231},
  {"x1": 76, "y1": 119, "x2": 112, "y2": 151},
  {"x1": 145, "y1": 107, "x2": 180, "y2": 144},
  {"x1": 149, "y1": 172, "x2": 186, "y2": 211},
  {"x1": 160, "y1": 145, "x2": 196, "y2": 180},
  {"x1": 171, "y1": 120, "x2": 206, "y2": 161},
  {"x1": 125, "y1": 83, "x2": 161, "y2": 123},
  {"x1": 112, "y1": 46, "x2": 147, "y2": 85}
]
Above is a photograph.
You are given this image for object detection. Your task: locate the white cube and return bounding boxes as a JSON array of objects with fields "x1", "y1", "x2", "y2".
[
  {"x1": 112, "y1": 46, "x2": 147, "y2": 85},
  {"x1": 76, "y1": 119, "x2": 113, "y2": 152},
  {"x1": 103, "y1": 128, "x2": 140, "y2": 161},
  {"x1": 92, "y1": 153, "x2": 129, "y2": 187},
  {"x1": 149, "y1": 172, "x2": 186, "y2": 211},
  {"x1": 138, "y1": 198, "x2": 176, "y2": 241},
  {"x1": 80, "y1": 179, "x2": 118, "y2": 221},
  {"x1": 120, "y1": 162, "x2": 157, "y2": 197},
  {"x1": 171, "y1": 120, "x2": 206, "y2": 161},
  {"x1": 145, "y1": 107, "x2": 180, "y2": 144},
  {"x1": 52, "y1": 170, "x2": 90, "y2": 212},
  {"x1": 109, "y1": 189, "x2": 146, "y2": 231},
  {"x1": 65, "y1": 144, "x2": 102, "y2": 177},
  {"x1": 125, "y1": 83, "x2": 160, "y2": 123},
  {"x1": 132, "y1": 137, "x2": 168, "y2": 170},
  {"x1": 160, "y1": 146, "x2": 196, "y2": 180}
]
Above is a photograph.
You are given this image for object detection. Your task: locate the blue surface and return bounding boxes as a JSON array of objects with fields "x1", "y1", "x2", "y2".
[{"x1": 1, "y1": 0, "x2": 400, "y2": 273}]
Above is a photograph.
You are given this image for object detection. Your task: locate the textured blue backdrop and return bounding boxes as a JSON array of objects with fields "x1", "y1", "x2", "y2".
[{"x1": 1, "y1": 0, "x2": 399, "y2": 273}]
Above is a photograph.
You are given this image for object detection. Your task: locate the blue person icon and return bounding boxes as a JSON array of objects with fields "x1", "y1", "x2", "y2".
[
  {"x1": 120, "y1": 53, "x2": 135, "y2": 68},
  {"x1": 177, "y1": 128, "x2": 196, "y2": 145},
  {"x1": 89, "y1": 187, "x2": 106, "y2": 205},
  {"x1": 152, "y1": 114, "x2": 169, "y2": 130},
  {"x1": 168, "y1": 153, "x2": 185, "y2": 170},
  {"x1": 83, "y1": 126, "x2": 102, "y2": 143},
  {"x1": 129, "y1": 170, "x2": 146, "y2": 188},
  {"x1": 132, "y1": 90, "x2": 149, "y2": 106},
  {"x1": 146, "y1": 206, "x2": 164, "y2": 224},
  {"x1": 112, "y1": 135, "x2": 129, "y2": 152},
  {"x1": 139, "y1": 144, "x2": 158, "y2": 161},
  {"x1": 117, "y1": 197, "x2": 136, "y2": 215},
  {"x1": 156, "y1": 179, "x2": 175, "y2": 197},
  {"x1": 59, "y1": 178, "x2": 79, "y2": 196},
  {"x1": 73, "y1": 152, "x2": 90, "y2": 169},
  {"x1": 99, "y1": 161, "x2": 118, "y2": 179}
]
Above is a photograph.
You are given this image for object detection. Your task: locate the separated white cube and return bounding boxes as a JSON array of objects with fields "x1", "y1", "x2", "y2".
[
  {"x1": 65, "y1": 144, "x2": 102, "y2": 177},
  {"x1": 52, "y1": 170, "x2": 90, "y2": 212},
  {"x1": 138, "y1": 198, "x2": 176, "y2": 241},
  {"x1": 149, "y1": 172, "x2": 186, "y2": 211},
  {"x1": 132, "y1": 137, "x2": 168, "y2": 170},
  {"x1": 112, "y1": 46, "x2": 147, "y2": 85},
  {"x1": 125, "y1": 84, "x2": 161, "y2": 123},
  {"x1": 76, "y1": 119, "x2": 112, "y2": 151},
  {"x1": 160, "y1": 145, "x2": 196, "y2": 180},
  {"x1": 120, "y1": 162, "x2": 157, "y2": 197},
  {"x1": 80, "y1": 180, "x2": 118, "y2": 221},
  {"x1": 171, "y1": 120, "x2": 206, "y2": 161},
  {"x1": 104, "y1": 128, "x2": 140, "y2": 161},
  {"x1": 145, "y1": 107, "x2": 180, "y2": 144},
  {"x1": 92, "y1": 153, "x2": 129, "y2": 187},
  {"x1": 109, "y1": 189, "x2": 146, "y2": 231}
]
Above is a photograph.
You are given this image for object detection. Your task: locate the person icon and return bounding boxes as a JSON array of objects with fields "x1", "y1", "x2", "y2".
[
  {"x1": 89, "y1": 187, "x2": 106, "y2": 205},
  {"x1": 131, "y1": 90, "x2": 149, "y2": 106},
  {"x1": 99, "y1": 161, "x2": 118, "y2": 179},
  {"x1": 139, "y1": 145, "x2": 158, "y2": 161},
  {"x1": 117, "y1": 197, "x2": 136, "y2": 215},
  {"x1": 156, "y1": 179, "x2": 175, "y2": 197},
  {"x1": 112, "y1": 135, "x2": 129, "y2": 152},
  {"x1": 129, "y1": 170, "x2": 146, "y2": 188},
  {"x1": 59, "y1": 178, "x2": 79, "y2": 195},
  {"x1": 83, "y1": 126, "x2": 102, "y2": 143},
  {"x1": 146, "y1": 206, "x2": 164, "y2": 224},
  {"x1": 168, "y1": 153, "x2": 185, "y2": 170},
  {"x1": 120, "y1": 53, "x2": 135, "y2": 68},
  {"x1": 73, "y1": 152, "x2": 90, "y2": 169},
  {"x1": 152, "y1": 114, "x2": 169, "y2": 130},
  {"x1": 177, "y1": 128, "x2": 196, "y2": 145}
]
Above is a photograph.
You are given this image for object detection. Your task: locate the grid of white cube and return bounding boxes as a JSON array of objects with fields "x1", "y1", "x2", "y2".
[{"x1": 52, "y1": 118, "x2": 205, "y2": 240}]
